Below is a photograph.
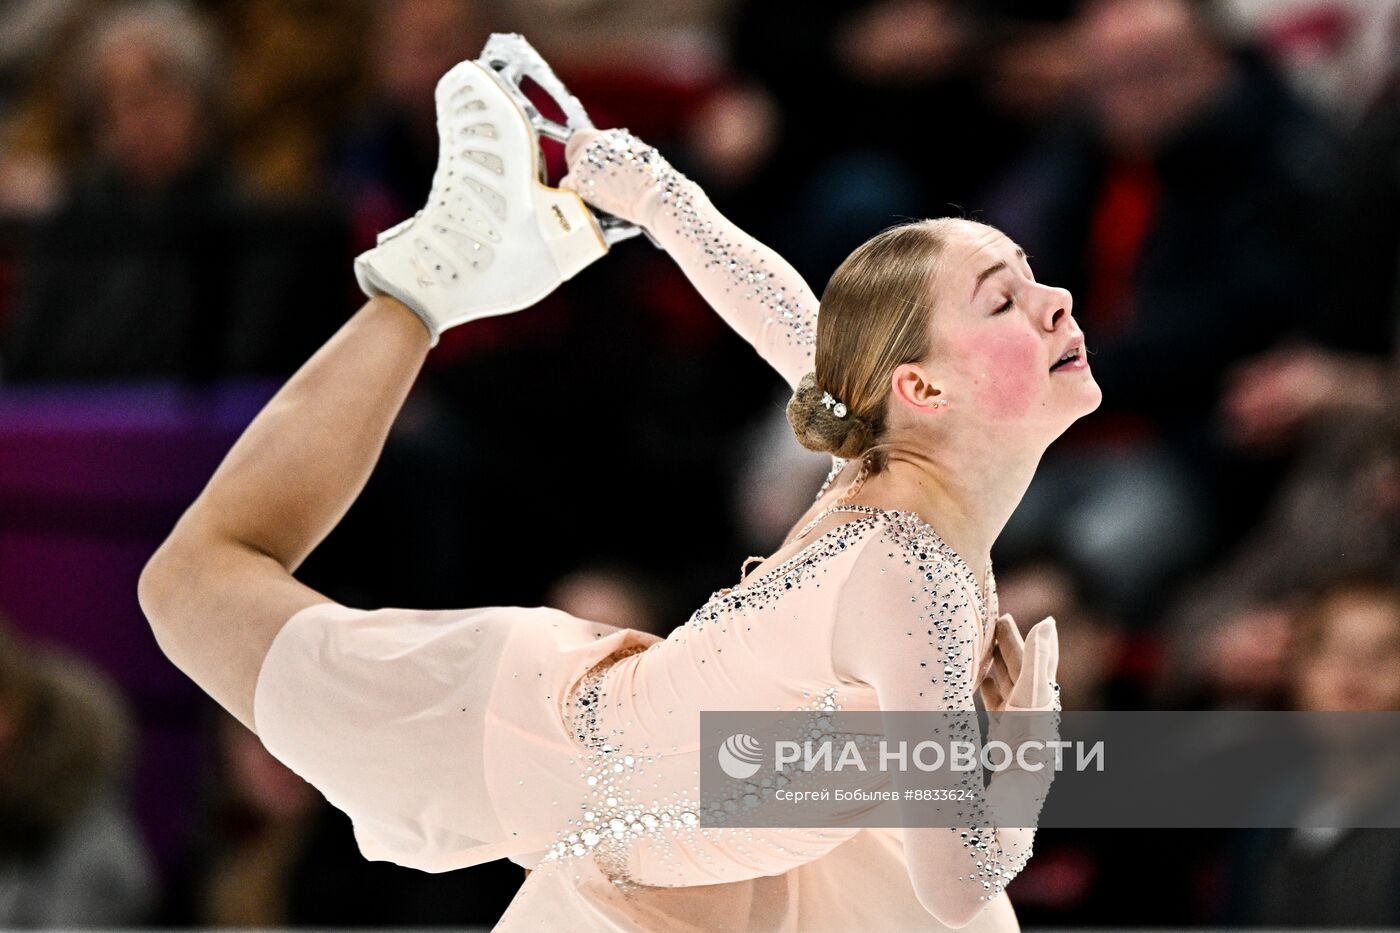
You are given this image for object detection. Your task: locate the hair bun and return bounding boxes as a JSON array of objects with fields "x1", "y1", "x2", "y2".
[{"x1": 787, "y1": 371, "x2": 876, "y2": 458}]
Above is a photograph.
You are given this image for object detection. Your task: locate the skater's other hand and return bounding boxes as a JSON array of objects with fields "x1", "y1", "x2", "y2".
[
  {"x1": 1007, "y1": 615, "x2": 1059, "y2": 710},
  {"x1": 982, "y1": 614, "x2": 1060, "y2": 712},
  {"x1": 981, "y1": 613, "x2": 1020, "y2": 711},
  {"x1": 560, "y1": 128, "x2": 684, "y2": 230}
]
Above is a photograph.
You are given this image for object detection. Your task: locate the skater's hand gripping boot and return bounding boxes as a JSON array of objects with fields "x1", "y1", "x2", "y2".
[{"x1": 560, "y1": 128, "x2": 687, "y2": 232}]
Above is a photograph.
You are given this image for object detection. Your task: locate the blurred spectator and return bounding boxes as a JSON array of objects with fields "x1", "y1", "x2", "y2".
[
  {"x1": 1172, "y1": 87, "x2": 1400, "y2": 704},
  {"x1": 722, "y1": 0, "x2": 1051, "y2": 280},
  {"x1": 1222, "y1": 342, "x2": 1392, "y2": 453},
  {"x1": 980, "y1": 2, "x2": 1086, "y2": 132},
  {"x1": 327, "y1": 0, "x2": 490, "y2": 234},
  {"x1": 1191, "y1": 605, "x2": 1296, "y2": 708},
  {"x1": 1222, "y1": 87, "x2": 1400, "y2": 454},
  {"x1": 1221, "y1": 0, "x2": 1400, "y2": 128},
  {"x1": 0, "y1": 1, "x2": 83, "y2": 104},
  {"x1": 498, "y1": 0, "x2": 732, "y2": 70},
  {"x1": 156, "y1": 707, "x2": 321, "y2": 926},
  {"x1": 0, "y1": 616, "x2": 156, "y2": 927},
  {"x1": 682, "y1": 83, "x2": 781, "y2": 191},
  {"x1": 222, "y1": 0, "x2": 368, "y2": 198},
  {"x1": 1291, "y1": 575, "x2": 1400, "y2": 712},
  {"x1": 157, "y1": 706, "x2": 521, "y2": 926},
  {"x1": 75, "y1": 0, "x2": 222, "y2": 192},
  {"x1": 0, "y1": 0, "x2": 89, "y2": 216},
  {"x1": 1220, "y1": 576, "x2": 1400, "y2": 924},
  {"x1": 0, "y1": 0, "x2": 349, "y2": 383},
  {"x1": 987, "y1": 0, "x2": 1344, "y2": 620},
  {"x1": 1159, "y1": 408, "x2": 1400, "y2": 707}
]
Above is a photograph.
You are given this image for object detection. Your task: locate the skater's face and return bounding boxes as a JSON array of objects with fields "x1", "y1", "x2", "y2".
[{"x1": 889, "y1": 221, "x2": 1100, "y2": 443}]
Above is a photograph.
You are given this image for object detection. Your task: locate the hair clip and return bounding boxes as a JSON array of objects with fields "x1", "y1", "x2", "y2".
[{"x1": 820, "y1": 391, "x2": 848, "y2": 419}]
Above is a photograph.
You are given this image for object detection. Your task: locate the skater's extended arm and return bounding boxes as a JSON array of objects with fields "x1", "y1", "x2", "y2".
[
  {"x1": 562, "y1": 129, "x2": 818, "y2": 390},
  {"x1": 139, "y1": 296, "x2": 431, "y2": 734}
]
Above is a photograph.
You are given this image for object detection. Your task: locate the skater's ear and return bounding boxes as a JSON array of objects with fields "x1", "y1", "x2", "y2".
[{"x1": 889, "y1": 362, "x2": 946, "y2": 417}]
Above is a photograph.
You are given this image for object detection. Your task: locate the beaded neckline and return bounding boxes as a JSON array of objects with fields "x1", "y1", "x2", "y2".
[
  {"x1": 730, "y1": 504, "x2": 994, "y2": 630},
  {"x1": 712, "y1": 511, "x2": 885, "y2": 604},
  {"x1": 811, "y1": 507, "x2": 991, "y2": 627}
]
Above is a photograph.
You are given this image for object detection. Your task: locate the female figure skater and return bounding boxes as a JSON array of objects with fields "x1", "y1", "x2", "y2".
[{"x1": 140, "y1": 55, "x2": 1094, "y2": 931}]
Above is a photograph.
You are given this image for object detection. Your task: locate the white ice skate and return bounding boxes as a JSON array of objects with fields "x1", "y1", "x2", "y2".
[{"x1": 354, "y1": 34, "x2": 642, "y2": 344}]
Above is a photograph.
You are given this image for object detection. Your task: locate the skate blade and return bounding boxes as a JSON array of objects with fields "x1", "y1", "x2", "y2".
[{"x1": 477, "y1": 33, "x2": 658, "y2": 250}]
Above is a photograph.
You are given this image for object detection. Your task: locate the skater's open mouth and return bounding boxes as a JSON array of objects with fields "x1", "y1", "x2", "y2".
[{"x1": 1049, "y1": 336, "x2": 1085, "y2": 372}]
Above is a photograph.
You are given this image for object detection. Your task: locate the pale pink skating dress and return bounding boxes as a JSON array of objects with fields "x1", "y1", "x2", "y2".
[{"x1": 253, "y1": 168, "x2": 1032, "y2": 931}]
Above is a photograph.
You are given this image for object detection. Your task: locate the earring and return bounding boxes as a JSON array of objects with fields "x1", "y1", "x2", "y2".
[{"x1": 935, "y1": 399, "x2": 948, "y2": 409}]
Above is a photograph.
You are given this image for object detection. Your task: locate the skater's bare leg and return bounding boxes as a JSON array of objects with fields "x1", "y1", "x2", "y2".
[
  {"x1": 141, "y1": 54, "x2": 609, "y2": 735},
  {"x1": 140, "y1": 296, "x2": 430, "y2": 733}
]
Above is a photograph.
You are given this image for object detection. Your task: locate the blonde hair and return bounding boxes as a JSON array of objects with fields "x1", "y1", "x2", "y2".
[{"x1": 787, "y1": 217, "x2": 972, "y2": 471}]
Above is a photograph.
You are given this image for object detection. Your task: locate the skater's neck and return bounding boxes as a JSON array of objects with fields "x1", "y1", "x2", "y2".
[{"x1": 851, "y1": 439, "x2": 1040, "y2": 583}]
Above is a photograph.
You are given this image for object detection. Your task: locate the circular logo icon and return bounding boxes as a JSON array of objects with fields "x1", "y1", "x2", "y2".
[{"x1": 718, "y1": 733, "x2": 763, "y2": 779}]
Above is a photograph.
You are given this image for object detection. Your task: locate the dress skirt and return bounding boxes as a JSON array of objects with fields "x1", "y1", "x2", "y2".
[
  {"x1": 496, "y1": 826, "x2": 1019, "y2": 932},
  {"x1": 253, "y1": 601, "x2": 660, "y2": 874},
  {"x1": 253, "y1": 601, "x2": 1019, "y2": 931}
]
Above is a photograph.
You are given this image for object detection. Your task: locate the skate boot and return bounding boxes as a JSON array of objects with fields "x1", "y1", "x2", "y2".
[{"x1": 354, "y1": 34, "x2": 640, "y2": 344}]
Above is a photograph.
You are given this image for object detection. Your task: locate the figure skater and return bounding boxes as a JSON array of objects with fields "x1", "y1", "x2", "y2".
[{"x1": 140, "y1": 53, "x2": 1093, "y2": 931}]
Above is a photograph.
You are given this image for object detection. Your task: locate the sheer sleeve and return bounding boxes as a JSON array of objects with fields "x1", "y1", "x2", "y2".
[
  {"x1": 564, "y1": 129, "x2": 818, "y2": 389},
  {"x1": 645, "y1": 177, "x2": 818, "y2": 390},
  {"x1": 834, "y1": 519, "x2": 1047, "y2": 927}
]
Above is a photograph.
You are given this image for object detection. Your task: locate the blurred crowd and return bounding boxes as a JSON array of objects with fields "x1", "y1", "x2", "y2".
[{"x1": 0, "y1": 0, "x2": 1397, "y2": 927}]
